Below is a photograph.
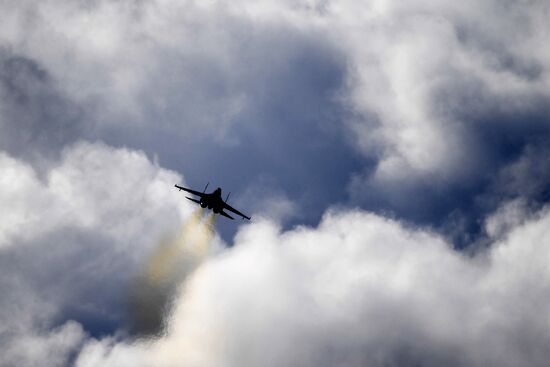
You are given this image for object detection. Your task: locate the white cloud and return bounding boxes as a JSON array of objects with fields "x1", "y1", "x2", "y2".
[
  {"x1": 2, "y1": 140, "x2": 550, "y2": 367},
  {"x1": 70, "y1": 206, "x2": 550, "y2": 367},
  {"x1": 0, "y1": 141, "x2": 186, "y2": 248},
  {"x1": 2, "y1": 321, "x2": 86, "y2": 367},
  {"x1": 238, "y1": 181, "x2": 298, "y2": 223},
  {"x1": 484, "y1": 198, "x2": 529, "y2": 239},
  {"x1": 334, "y1": 0, "x2": 550, "y2": 183},
  {"x1": 0, "y1": 141, "x2": 196, "y2": 366}
]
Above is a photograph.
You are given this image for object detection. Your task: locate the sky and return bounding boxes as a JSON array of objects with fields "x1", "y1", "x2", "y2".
[{"x1": 1, "y1": 0, "x2": 550, "y2": 366}]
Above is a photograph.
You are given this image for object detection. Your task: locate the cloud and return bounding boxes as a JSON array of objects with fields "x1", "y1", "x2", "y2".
[
  {"x1": 338, "y1": 0, "x2": 550, "y2": 178},
  {"x1": 0, "y1": 141, "x2": 185, "y2": 248},
  {"x1": 0, "y1": 141, "x2": 197, "y2": 365},
  {"x1": 2, "y1": 140, "x2": 550, "y2": 367},
  {"x1": 69, "y1": 206, "x2": 550, "y2": 367},
  {"x1": 0, "y1": 49, "x2": 88, "y2": 169},
  {"x1": 0, "y1": 1, "x2": 359, "y2": 237},
  {"x1": 1, "y1": 0, "x2": 549, "y2": 239},
  {"x1": 336, "y1": 0, "x2": 550, "y2": 234},
  {"x1": 1, "y1": 1, "x2": 550, "y2": 365},
  {"x1": 2, "y1": 321, "x2": 86, "y2": 367}
]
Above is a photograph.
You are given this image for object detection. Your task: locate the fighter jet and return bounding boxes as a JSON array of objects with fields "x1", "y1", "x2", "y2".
[{"x1": 175, "y1": 183, "x2": 251, "y2": 220}]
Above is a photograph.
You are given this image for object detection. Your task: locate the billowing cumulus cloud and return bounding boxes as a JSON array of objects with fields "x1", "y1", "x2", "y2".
[
  {"x1": 2, "y1": 0, "x2": 550, "y2": 366},
  {"x1": 65, "y1": 206, "x2": 550, "y2": 367},
  {"x1": 342, "y1": 0, "x2": 550, "y2": 178},
  {"x1": 0, "y1": 142, "x2": 200, "y2": 364},
  {"x1": 5, "y1": 140, "x2": 550, "y2": 367},
  {"x1": 2, "y1": 144, "x2": 550, "y2": 366}
]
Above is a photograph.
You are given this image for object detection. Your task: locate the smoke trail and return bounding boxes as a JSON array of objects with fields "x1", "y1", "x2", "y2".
[
  {"x1": 146, "y1": 208, "x2": 205, "y2": 285},
  {"x1": 130, "y1": 208, "x2": 216, "y2": 336},
  {"x1": 190, "y1": 212, "x2": 217, "y2": 257}
]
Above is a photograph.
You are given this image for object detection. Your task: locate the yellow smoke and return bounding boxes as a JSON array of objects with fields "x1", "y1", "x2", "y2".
[
  {"x1": 146, "y1": 207, "x2": 216, "y2": 287},
  {"x1": 197, "y1": 213, "x2": 217, "y2": 255},
  {"x1": 131, "y1": 208, "x2": 218, "y2": 335}
]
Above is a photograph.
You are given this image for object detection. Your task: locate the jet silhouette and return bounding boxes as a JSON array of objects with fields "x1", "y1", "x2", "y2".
[{"x1": 175, "y1": 183, "x2": 251, "y2": 220}]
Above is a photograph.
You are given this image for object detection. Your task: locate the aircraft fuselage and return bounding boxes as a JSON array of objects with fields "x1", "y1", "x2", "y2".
[{"x1": 199, "y1": 188, "x2": 224, "y2": 213}]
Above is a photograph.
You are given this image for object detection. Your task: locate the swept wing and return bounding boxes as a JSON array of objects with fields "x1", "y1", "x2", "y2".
[
  {"x1": 174, "y1": 184, "x2": 205, "y2": 197},
  {"x1": 223, "y1": 202, "x2": 251, "y2": 220},
  {"x1": 219, "y1": 210, "x2": 235, "y2": 220}
]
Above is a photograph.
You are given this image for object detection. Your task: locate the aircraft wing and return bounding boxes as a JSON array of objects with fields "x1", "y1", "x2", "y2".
[
  {"x1": 219, "y1": 210, "x2": 234, "y2": 220},
  {"x1": 223, "y1": 202, "x2": 251, "y2": 220},
  {"x1": 174, "y1": 184, "x2": 205, "y2": 197}
]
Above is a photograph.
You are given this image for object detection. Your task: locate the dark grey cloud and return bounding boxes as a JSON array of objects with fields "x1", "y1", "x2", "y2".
[{"x1": 0, "y1": 49, "x2": 90, "y2": 170}]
